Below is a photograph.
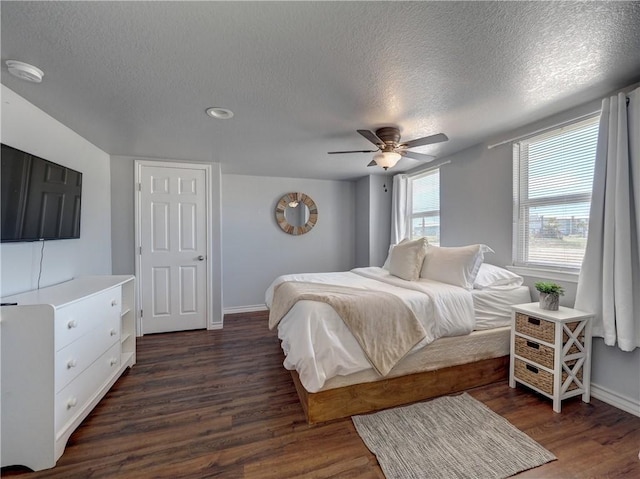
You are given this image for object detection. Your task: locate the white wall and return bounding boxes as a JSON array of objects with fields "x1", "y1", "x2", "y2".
[
  {"x1": 433, "y1": 93, "x2": 640, "y2": 412},
  {"x1": 0, "y1": 85, "x2": 112, "y2": 296},
  {"x1": 221, "y1": 174, "x2": 355, "y2": 310}
]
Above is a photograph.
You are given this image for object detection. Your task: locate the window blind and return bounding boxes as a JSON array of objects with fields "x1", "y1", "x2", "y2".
[
  {"x1": 410, "y1": 169, "x2": 440, "y2": 244},
  {"x1": 513, "y1": 115, "x2": 599, "y2": 270}
]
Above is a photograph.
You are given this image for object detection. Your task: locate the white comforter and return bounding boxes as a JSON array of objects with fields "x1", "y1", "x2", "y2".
[{"x1": 264, "y1": 267, "x2": 476, "y2": 392}]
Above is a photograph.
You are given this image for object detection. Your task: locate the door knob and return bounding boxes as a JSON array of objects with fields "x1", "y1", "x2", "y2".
[{"x1": 197, "y1": 255, "x2": 205, "y2": 261}]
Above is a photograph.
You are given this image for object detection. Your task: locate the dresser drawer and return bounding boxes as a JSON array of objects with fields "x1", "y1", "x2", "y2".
[
  {"x1": 515, "y1": 312, "x2": 584, "y2": 345},
  {"x1": 55, "y1": 288, "x2": 121, "y2": 350},
  {"x1": 514, "y1": 336, "x2": 555, "y2": 369},
  {"x1": 513, "y1": 358, "x2": 582, "y2": 396},
  {"x1": 55, "y1": 342, "x2": 121, "y2": 436},
  {"x1": 515, "y1": 312, "x2": 555, "y2": 342},
  {"x1": 55, "y1": 314, "x2": 120, "y2": 392},
  {"x1": 514, "y1": 333, "x2": 583, "y2": 370}
]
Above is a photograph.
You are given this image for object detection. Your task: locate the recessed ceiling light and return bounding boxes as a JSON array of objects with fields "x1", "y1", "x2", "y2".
[
  {"x1": 205, "y1": 107, "x2": 234, "y2": 119},
  {"x1": 5, "y1": 60, "x2": 44, "y2": 83}
]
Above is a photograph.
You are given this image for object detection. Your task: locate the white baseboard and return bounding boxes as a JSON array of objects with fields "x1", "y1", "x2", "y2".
[
  {"x1": 591, "y1": 383, "x2": 640, "y2": 417},
  {"x1": 223, "y1": 304, "x2": 268, "y2": 315}
]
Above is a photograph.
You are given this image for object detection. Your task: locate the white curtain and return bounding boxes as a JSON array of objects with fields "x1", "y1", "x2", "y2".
[
  {"x1": 575, "y1": 87, "x2": 640, "y2": 352},
  {"x1": 390, "y1": 174, "x2": 409, "y2": 244}
]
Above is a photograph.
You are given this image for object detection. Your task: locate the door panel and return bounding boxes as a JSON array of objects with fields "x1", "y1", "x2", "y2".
[
  {"x1": 152, "y1": 267, "x2": 171, "y2": 316},
  {"x1": 179, "y1": 202, "x2": 197, "y2": 250},
  {"x1": 140, "y1": 165, "x2": 207, "y2": 333},
  {"x1": 179, "y1": 266, "x2": 198, "y2": 313}
]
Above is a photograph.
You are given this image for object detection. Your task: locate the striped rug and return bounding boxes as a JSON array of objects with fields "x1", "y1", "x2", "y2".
[{"x1": 352, "y1": 393, "x2": 556, "y2": 479}]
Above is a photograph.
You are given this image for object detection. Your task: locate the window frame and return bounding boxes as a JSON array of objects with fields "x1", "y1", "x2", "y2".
[{"x1": 512, "y1": 113, "x2": 600, "y2": 273}]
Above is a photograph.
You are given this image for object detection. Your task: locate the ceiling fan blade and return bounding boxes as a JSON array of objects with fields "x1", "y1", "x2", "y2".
[
  {"x1": 328, "y1": 149, "x2": 378, "y2": 154},
  {"x1": 367, "y1": 160, "x2": 377, "y2": 167},
  {"x1": 357, "y1": 129, "x2": 384, "y2": 147},
  {"x1": 399, "y1": 150, "x2": 436, "y2": 162},
  {"x1": 402, "y1": 133, "x2": 449, "y2": 149}
]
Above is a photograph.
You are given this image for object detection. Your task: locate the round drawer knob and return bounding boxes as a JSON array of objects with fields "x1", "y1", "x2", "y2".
[
  {"x1": 109, "y1": 358, "x2": 117, "y2": 366},
  {"x1": 111, "y1": 299, "x2": 118, "y2": 307},
  {"x1": 66, "y1": 358, "x2": 77, "y2": 369},
  {"x1": 110, "y1": 329, "x2": 117, "y2": 336},
  {"x1": 66, "y1": 397, "x2": 78, "y2": 409},
  {"x1": 67, "y1": 319, "x2": 78, "y2": 329}
]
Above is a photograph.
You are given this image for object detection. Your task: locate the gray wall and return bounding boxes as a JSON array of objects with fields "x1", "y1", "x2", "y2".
[
  {"x1": 221, "y1": 174, "x2": 356, "y2": 309},
  {"x1": 110, "y1": 157, "x2": 136, "y2": 275},
  {"x1": 440, "y1": 144, "x2": 513, "y2": 266},
  {"x1": 355, "y1": 177, "x2": 371, "y2": 267},
  {"x1": 355, "y1": 175, "x2": 393, "y2": 268},
  {"x1": 369, "y1": 175, "x2": 392, "y2": 267},
  {"x1": 0, "y1": 86, "x2": 112, "y2": 296},
  {"x1": 433, "y1": 94, "x2": 640, "y2": 409},
  {"x1": 110, "y1": 163, "x2": 356, "y2": 311}
]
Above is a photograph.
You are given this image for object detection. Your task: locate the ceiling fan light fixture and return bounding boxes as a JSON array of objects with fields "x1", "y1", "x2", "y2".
[
  {"x1": 205, "y1": 107, "x2": 234, "y2": 119},
  {"x1": 328, "y1": 127, "x2": 448, "y2": 169},
  {"x1": 374, "y1": 151, "x2": 401, "y2": 170}
]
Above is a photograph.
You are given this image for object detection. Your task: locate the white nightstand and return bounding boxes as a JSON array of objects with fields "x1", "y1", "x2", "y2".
[{"x1": 509, "y1": 303, "x2": 592, "y2": 413}]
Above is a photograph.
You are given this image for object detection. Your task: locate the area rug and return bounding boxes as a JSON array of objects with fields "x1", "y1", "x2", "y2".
[{"x1": 352, "y1": 393, "x2": 556, "y2": 479}]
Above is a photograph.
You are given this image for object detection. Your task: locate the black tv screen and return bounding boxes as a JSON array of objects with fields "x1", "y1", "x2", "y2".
[{"x1": 1, "y1": 143, "x2": 82, "y2": 242}]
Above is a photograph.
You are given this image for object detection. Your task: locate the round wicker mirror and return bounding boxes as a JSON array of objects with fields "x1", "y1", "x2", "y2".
[{"x1": 275, "y1": 192, "x2": 318, "y2": 235}]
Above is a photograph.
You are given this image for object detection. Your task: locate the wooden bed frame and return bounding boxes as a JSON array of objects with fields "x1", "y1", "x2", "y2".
[{"x1": 290, "y1": 355, "x2": 509, "y2": 424}]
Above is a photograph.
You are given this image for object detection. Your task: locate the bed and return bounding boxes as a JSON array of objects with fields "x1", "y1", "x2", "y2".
[{"x1": 265, "y1": 240, "x2": 531, "y2": 423}]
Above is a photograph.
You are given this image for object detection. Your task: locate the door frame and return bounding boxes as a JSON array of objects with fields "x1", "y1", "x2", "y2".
[{"x1": 134, "y1": 160, "x2": 221, "y2": 335}]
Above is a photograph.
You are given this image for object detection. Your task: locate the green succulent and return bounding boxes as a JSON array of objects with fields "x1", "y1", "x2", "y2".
[{"x1": 534, "y1": 281, "x2": 565, "y2": 296}]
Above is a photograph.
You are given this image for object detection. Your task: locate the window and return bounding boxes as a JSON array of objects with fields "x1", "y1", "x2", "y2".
[
  {"x1": 409, "y1": 169, "x2": 440, "y2": 245},
  {"x1": 513, "y1": 115, "x2": 599, "y2": 271}
]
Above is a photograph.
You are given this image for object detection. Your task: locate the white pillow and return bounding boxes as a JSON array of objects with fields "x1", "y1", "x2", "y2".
[
  {"x1": 382, "y1": 243, "x2": 395, "y2": 270},
  {"x1": 420, "y1": 244, "x2": 494, "y2": 289},
  {"x1": 473, "y1": 263, "x2": 523, "y2": 289},
  {"x1": 389, "y1": 237, "x2": 429, "y2": 281}
]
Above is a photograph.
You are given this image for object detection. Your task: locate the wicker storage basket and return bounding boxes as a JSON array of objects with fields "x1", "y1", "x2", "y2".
[
  {"x1": 515, "y1": 313, "x2": 555, "y2": 342},
  {"x1": 514, "y1": 358, "x2": 582, "y2": 395},
  {"x1": 515, "y1": 337, "x2": 582, "y2": 368},
  {"x1": 514, "y1": 336, "x2": 555, "y2": 369},
  {"x1": 516, "y1": 313, "x2": 584, "y2": 349}
]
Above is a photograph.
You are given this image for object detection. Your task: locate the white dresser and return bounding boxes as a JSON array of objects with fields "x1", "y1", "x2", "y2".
[{"x1": 1, "y1": 275, "x2": 136, "y2": 471}]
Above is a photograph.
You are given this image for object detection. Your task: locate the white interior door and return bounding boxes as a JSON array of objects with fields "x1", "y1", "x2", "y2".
[{"x1": 137, "y1": 163, "x2": 209, "y2": 334}]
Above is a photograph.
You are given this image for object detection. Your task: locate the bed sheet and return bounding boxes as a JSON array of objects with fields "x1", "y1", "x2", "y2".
[{"x1": 472, "y1": 285, "x2": 531, "y2": 329}]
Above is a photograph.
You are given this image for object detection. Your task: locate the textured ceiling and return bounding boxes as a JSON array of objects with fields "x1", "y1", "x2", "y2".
[{"x1": 2, "y1": 1, "x2": 639, "y2": 181}]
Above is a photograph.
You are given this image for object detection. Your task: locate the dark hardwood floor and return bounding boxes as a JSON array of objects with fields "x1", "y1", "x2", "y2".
[{"x1": 3, "y1": 311, "x2": 639, "y2": 478}]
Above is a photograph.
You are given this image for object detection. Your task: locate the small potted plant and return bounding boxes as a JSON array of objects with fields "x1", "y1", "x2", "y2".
[{"x1": 534, "y1": 281, "x2": 564, "y2": 311}]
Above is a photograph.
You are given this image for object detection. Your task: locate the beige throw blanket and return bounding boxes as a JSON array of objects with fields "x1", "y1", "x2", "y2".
[{"x1": 269, "y1": 281, "x2": 427, "y2": 376}]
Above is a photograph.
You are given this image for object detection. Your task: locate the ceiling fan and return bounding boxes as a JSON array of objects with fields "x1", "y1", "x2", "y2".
[{"x1": 328, "y1": 127, "x2": 448, "y2": 170}]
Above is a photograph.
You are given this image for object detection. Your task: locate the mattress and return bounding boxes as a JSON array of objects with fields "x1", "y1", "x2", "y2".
[{"x1": 318, "y1": 326, "x2": 510, "y2": 391}]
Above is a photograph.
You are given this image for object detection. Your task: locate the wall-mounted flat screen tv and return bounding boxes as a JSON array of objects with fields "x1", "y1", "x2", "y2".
[{"x1": 1, "y1": 143, "x2": 82, "y2": 242}]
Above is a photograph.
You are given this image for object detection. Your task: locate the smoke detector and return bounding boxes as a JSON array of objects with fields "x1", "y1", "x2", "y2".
[
  {"x1": 205, "y1": 107, "x2": 234, "y2": 119},
  {"x1": 5, "y1": 60, "x2": 44, "y2": 83}
]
